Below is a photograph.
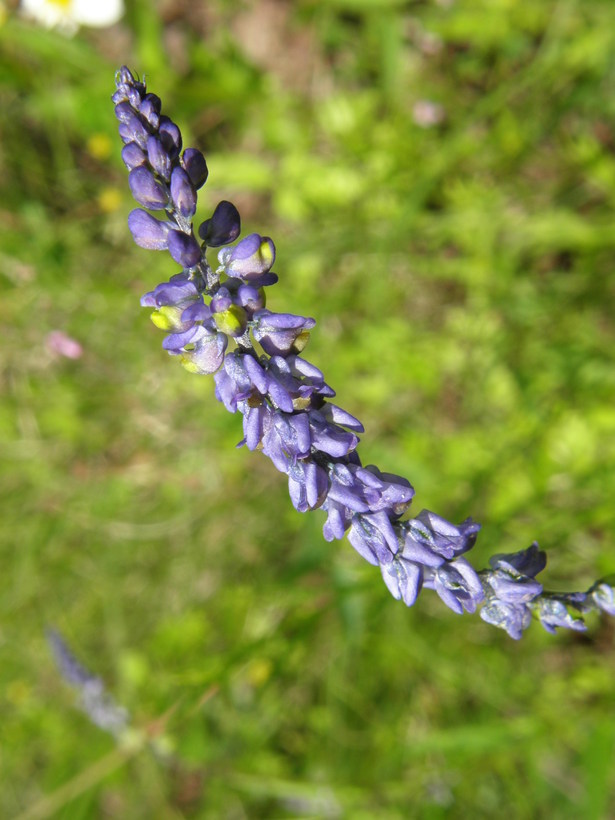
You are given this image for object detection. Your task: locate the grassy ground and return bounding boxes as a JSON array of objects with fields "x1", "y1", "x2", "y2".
[{"x1": 2, "y1": 1, "x2": 615, "y2": 817}]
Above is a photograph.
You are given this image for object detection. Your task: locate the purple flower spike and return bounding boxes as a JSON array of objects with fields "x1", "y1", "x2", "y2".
[
  {"x1": 182, "y1": 148, "x2": 209, "y2": 189},
  {"x1": 128, "y1": 167, "x2": 168, "y2": 210},
  {"x1": 128, "y1": 209, "x2": 170, "y2": 250},
  {"x1": 225, "y1": 233, "x2": 276, "y2": 281},
  {"x1": 198, "y1": 200, "x2": 241, "y2": 248},
  {"x1": 116, "y1": 68, "x2": 615, "y2": 640},
  {"x1": 170, "y1": 167, "x2": 197, "y2": 219},
  {"x1": 167, "y1": 230, "x2": 201, "y2": 268}
]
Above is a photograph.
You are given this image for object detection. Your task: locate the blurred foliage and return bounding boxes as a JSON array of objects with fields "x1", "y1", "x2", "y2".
[{"x1": 1, "y1": 0, "x2": 615, "y2": 817}]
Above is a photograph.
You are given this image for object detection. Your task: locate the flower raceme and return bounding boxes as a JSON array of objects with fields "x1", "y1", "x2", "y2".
[{"x1": 113, "y1": 67, "x2": 615, "y2": 640}]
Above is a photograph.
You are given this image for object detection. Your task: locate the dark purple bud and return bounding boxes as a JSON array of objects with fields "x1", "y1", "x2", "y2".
[
  {"x1": 182, "y1": 148, "x2": 209, "y2": 189},
  {"x1": 139, "y1": 93, "x2": 161, "y2": 128},
  {"x1": 127, "y1": 209, "x2": 170, "y2": 250},
  {"x1": 489, "y1": 543, "x2": 546, "y2": 578},
  {"x1": 159, "y1": 115, "x2": 182, "y2": 159},
  {"x1": 128, "y1": 167, "x2": 168, "y2": 210},
  {"x1": 146, "y1": 136, "x2": 172, "y2": 181},
  {"x1": 167, "y1": 229, "x2": 201, "y2": 268},
  {"x1": 198, "y1": 201, "x2": 241, "y2": 247},
  {"x1": 381, "y1": 557, "x2": 423, "y2": 607},
  {"x1": 121, "y1": 142, "x2": 146, "y2": 171},
  {"x1": 170, "y1": 167, "x2": 197, "y2": 219}
]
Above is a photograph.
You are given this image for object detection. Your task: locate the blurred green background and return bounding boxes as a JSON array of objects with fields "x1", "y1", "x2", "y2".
[{"x1": 2, "y1": 0, "x2": 615, "y2": 817}]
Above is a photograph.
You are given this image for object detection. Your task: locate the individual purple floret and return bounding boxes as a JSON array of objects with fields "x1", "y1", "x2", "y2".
[{"x1": 113, "y1": 67, "x2": 615, "y2": 639}]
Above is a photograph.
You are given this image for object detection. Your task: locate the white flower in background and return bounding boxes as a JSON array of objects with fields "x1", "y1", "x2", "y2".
[{"x1": 20, "y1": 0, "x2": 124, "y2": 35}]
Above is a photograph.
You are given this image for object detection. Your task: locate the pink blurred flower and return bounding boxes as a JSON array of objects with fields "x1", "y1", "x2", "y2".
[
  {"x1": 412, "y1": 100, "x2": 445, "y2": 128},
  {"x1": 46, "y1": 330, "x2": 83, "y2": 360}
]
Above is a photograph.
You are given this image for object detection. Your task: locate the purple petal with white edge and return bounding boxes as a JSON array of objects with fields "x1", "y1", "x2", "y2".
[
  {"x1": 128, "y1": 209, "x2": 170, "y2": 250},
  {"x1": 381, "y1": 557, "x2": 423, "y2": 607},
  {"x1": 181, "y1": 148, "x2": 209, "y2": 189},
  {"x1": 128, "y1": 167, "x2": 168, "y2": 210},
  {"x1": 167, "y1": 230, "x2": 201, "y2": 268},
  {"x1": 170, "y1": 166, "x2": 197, "y2": 219},
  {"x1": 146, "y1": 135, "x2": 171, "y2": 181}
]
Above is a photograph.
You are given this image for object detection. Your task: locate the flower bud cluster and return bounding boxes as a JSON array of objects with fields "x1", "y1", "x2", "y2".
[{"x1": 113, "y1": 67, "x2": 615, "y2": 639}]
